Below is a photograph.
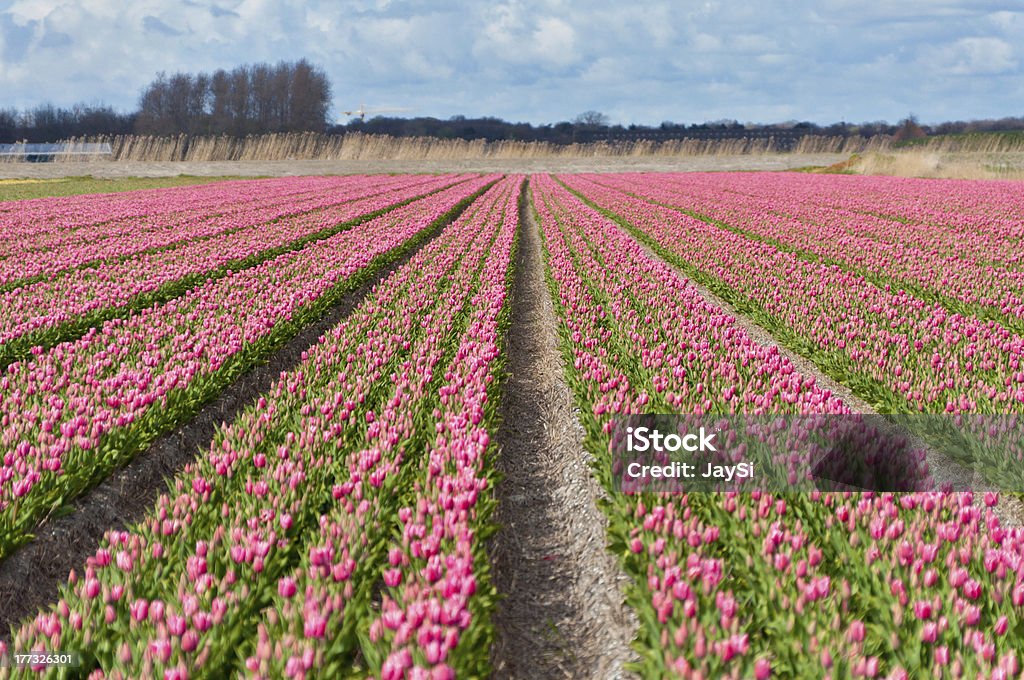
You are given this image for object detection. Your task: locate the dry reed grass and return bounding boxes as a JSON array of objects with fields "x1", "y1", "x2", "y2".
[
  {"x1": 839, "y1": 131, "x2": 1024, "y2": 179},
  {"x1": 7, "y1": 131, "x2": 1023, "y2": 180},
  {"x1": 910, "y1": 133, "x2": 1024, "y2": 154},
  {"x1": 0, "y1": 131, "x2": 890, "y2": 163},
  {"x1": 844, "y1": 149, "x2": 1024, "y2": 180}
]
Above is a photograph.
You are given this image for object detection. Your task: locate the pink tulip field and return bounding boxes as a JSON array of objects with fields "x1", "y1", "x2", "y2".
[
  {"x1": 533, "y1": 174, "x2": 1024, "y2": 678},
  {"x1": 0, "y1": 176, "x2": 417, "y2": 288},
  {"x1": 565, "y1": 173, "x2": 1024, "y2": 328},
  {"x1": 0, "y1": 174, "x2": 495, "y2": 559},
  {"x1": 0, "y1": 174, "x2": 469, "y2": 368},
  {"x1": 1, "y1": 170, "x2": 1024, "y2": 678}
]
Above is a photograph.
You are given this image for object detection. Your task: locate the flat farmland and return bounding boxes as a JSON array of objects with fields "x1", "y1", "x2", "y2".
[
  {"x1": 1, "y1": 171, "x2": 1023, "y2": 679},
  {"x1": 0, "y1": 154, "x2": 848, "y2": 180}
]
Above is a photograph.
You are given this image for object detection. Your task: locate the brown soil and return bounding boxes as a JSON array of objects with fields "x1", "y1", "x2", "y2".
[
  {"x1": 489, "y1": 181, "x2": 637, "y2": 679},
  {"x1": 0, "y1": 233, "x2": 441, "y2": 640}
]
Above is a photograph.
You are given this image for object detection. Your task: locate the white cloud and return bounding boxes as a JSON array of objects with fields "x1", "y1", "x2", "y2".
[
  {"x1": 755, "y1": 53, "x2": 790, "y2": 66},
  {"x1": 533, "y1": 17, "x2": 576, "y2": 66},
  {"x1": 730, "y1": 34, "x2": 778, "y2": 53},
  {"x1": 638, "y1": 4, "x2": 676, "y2": 49},
  {"x1": 921, "y1": 36, "x2": 1017, "y2": 75},
  {"x1": 580, "y1": 57, "x2": 626, "y2": 83},
  {"x1": 0, "y1": 0, "x2": 1020, "y2": 125},
  {"x1": 6, "y1": 0, "x2": 61, "y2": 23},
  {"x1": 474, "y1": 3, "x2": 578, "y2": 70},
  {"x1": 691, "y1": 33, "x2": 722, "y2": 51}
]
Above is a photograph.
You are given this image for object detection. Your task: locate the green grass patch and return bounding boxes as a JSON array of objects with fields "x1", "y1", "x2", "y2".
[{"x1": 0, "y1": 175, "x2": 258, "y2": 202}]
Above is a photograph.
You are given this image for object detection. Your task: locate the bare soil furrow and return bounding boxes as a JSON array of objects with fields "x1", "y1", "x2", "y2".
[{"x1": 489, "y1": 181, "x2": 637, "y2": 679}]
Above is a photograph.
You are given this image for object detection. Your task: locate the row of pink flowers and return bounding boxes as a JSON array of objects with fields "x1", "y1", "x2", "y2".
[
  {"x1": 583, "y1": 172, "x2": 1024, "y2": 321},
  {"x1": 0, "y1": 174, "x2": 466, "y2": 350},
  {"x1": 0, "y1": 176, "x2": 497, "y2": 560},
  {"x1": 532, "y1": 174, "x2": 1024, "y2": 678},
  {"x1": 234, "y1": 184, "x2": 514, "y2": 678},
  {"x1": 626, "y1": 488, "x2": 1024, "y2": 679},
  {"x1": 5, "y1": 176, "x2": 520, "y2": 679},
  {"x1": 610, "y1": 172, "x2": 1024, "y2": 264},
  {"x1": 365, "y1": 177, "x2": 519, "y2": 680},
  {"x1": 560, "y1": 174, "x2": 1024, "y2": 415},
  {"x1": 533, "y1": 174, "x2": 850, "y2": 419},
  {"x1": 0, "y1": 175, "x2": 376, "y2": 256},
  {"x1": 708, "y1": 171, "x2": 1024, "y2": 259},
  {"x1": 0, "y1": 174, "x2": 446, "y2": 288}
]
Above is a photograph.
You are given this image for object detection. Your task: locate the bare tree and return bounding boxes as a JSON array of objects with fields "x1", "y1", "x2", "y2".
[
  {"x1": 893, "y1": 114, "x2": 927, "y2": 143},
  {"x1": 227, "y1": 65, "x2": 251, "y2": 135},
  {"x1": 288, "y1": 59, "x2": 331, "y2": 132},
  {"x1": 573, "y1": 110, "x2": 610, "y2": 127},
  {"x1": 208, "y1": 69, "x2": 232, "y2": 134},
  {"x1": 136, "y1": 73, "x2": 171, "y2": 135},
  {"x1": 134, "y1": 59, "x2": 333, "y2": 135}
]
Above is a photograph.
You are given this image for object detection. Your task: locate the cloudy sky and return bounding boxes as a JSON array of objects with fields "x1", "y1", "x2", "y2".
[{"x1": 0, "y1": 0, "x2": 1021, "y2": 126}]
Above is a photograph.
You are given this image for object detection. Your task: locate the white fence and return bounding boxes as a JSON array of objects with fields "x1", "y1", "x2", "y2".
[{"x1": 0, "y1": 142, "x2": 113, "y2": 162}]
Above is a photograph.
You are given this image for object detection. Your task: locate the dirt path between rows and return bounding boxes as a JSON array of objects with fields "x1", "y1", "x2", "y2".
[
  {"x1": 489, "y1": 181, "x2": 637, "y2": 679},
  {"x1": 0, "y1": 227, "x2": 447, "y2": 640}
]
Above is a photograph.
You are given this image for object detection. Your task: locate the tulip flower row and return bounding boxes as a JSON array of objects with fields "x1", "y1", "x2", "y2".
[
  {"x1": 221, "y1": 175, "x2": 516, "y2": 678},
  {"x1": 591, "y1": 172, "x2": 1024, "y2": 265},
  {"x1": 530, "y1": 173, "x2": 847, "y2": 676},
  {"x1": 532, "y1": 174, "x2": 850, "y2": 420},
  {"x1": 705, "y1": 171, "x2": 1024, "y2": 259},
  {"x1": 530, "y1": 175, "x2": 1024, "y2": 678},
  {"x1": 0, "y1": 175, "x2": 497, "y2": 561},
  {"x1": 362, "y1": 177, "x2": 518, "y2": 679},
  {"x1": 580, "y1": 173, "x2": 1024, "y2": 326},
  {"x1": 5, "y1": 176, "x2": 522, "y2": 679},
  {"x1": 0, "y1": 174, "x2": 449, "y2": 290},
  {"x1": 0, "y1": 174, "x2": 468, "y2": 368},
  {"x1": 558, "y1": 174, "x2": 1024, "y2": 417},
  {"x1": 0, "y1": 174, "x2": 411, "y2": 257},
  {"x1": 0, "y1": 175, "x2": 350, "y2": 237},
  {"x1": 624, "y1": 488, "x2": 1024, "y2": 679},
  {"x1": 0, "y1": 177, "x2": 297, "y2": 249},
  {"x1": 559, "y1": 174, "x2": 1024, "y2": 487},
  {"x1": 0, "y1": 175, "x2": 351, "y2": 286}
]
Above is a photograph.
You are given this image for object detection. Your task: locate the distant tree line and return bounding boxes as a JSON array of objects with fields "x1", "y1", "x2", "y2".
[
  {"x1": 135, "y1": 59, "x2": 331, "y2": 136},
  {"x1": 0, "y1": 59, "x2": 331, "y2": 143},
  {"x1": 0, "y1": 104, "x2": 134, "y2": 143},
  {"x1": 333, "y1": 113, "x2": 1024, "y2": 146},
  {"x1": 2, "y1": 59, "x2": 1023, "y2": 144}
]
